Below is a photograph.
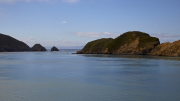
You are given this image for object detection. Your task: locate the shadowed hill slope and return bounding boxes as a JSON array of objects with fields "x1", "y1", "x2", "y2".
[{"x1": 0, "y1": 33, "x2": 30, "y2": 52}]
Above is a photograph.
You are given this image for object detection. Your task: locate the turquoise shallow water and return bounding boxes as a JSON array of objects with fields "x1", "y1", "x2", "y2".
[{"x1": 0, "y1": 50, "x2": 180, "y2": 101}]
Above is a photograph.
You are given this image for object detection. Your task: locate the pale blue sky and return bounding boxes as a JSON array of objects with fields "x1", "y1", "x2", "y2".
[{"x1": 0, "y1": 0, "x2": 180, "y2": 48}]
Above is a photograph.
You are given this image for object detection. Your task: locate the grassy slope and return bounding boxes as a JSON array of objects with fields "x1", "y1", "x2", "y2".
[
  {"x1": 107, "y1": 31, "x2": 159, "y2": 53},
  {"x1": 82, "y1": 38, "x2": 113, "y2": 53}
]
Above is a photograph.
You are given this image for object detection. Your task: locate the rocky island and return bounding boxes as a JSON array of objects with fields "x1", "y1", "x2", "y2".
[
  {"x1": 31, "y1": 44, "x2": 47, "y2": 51},
  {"x1": 77, "y1": 31, "x2": 160, "y2": 55},
  {"x1": 51, "y1": 46, "x2": 59, "y2": 51}
]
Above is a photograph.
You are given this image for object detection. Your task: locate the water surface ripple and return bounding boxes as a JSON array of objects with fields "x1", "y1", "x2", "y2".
[{"x1": 0, "y1": 50, "x2": 180, "y2": 101}]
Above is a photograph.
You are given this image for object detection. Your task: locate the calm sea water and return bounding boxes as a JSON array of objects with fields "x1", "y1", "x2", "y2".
[{"x1": 0, "y1": 49, "x2": 180, "y2": 101}]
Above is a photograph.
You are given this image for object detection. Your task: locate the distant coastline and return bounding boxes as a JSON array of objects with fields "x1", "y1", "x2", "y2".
[{"x1": 1, "y1": 32, "x2": 180, "y2": 57}]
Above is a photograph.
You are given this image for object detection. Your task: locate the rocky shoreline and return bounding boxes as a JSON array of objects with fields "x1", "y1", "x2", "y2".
[
  {"x1": 77, "y1": 31, "x2": 180, "y2": 57},
  {"x1": 150, "y1": 40, "x2": 180, "y2": 57}
]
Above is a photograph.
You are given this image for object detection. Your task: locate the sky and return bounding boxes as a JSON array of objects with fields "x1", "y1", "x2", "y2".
[{"x1": 0, "y1": 0, "x2": 180, "y2": 49}]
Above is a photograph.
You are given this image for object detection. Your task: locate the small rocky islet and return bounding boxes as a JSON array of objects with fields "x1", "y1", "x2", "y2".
[
  {"x1": 77, "y1": 31, "x2": 180, "y2": 57},
  {"x1": 31, "y1": 44, "x2": 47, "y2": 51},
  {"x1": 51, "y1": 46, "x2": 59, "y2": 51}
]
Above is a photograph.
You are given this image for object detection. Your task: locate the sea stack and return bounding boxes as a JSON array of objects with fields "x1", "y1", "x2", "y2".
[
  {"x1": 0, "y1": 33, "x2": 30, "y2": 52},
  {"x1": 51, "y1": 46, "x2": 59, "y2": 51},
  {"x1": 31, "y1": 44, "x2": 47, "y2": 51}
]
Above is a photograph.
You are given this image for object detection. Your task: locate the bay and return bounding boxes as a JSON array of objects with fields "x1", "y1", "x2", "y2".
[{"x1": 0, "y1": 49, "x2": 180, "y2": 101}]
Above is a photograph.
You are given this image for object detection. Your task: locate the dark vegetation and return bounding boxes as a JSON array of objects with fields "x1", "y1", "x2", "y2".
[{"x1": 0, "y1": 33, "x2": 30, "y2": 52}]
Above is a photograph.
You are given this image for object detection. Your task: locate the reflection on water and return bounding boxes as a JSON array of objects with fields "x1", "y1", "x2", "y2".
[
  {"x1": 81, "y1": 53, "x2": 180, "y2": 61},
  {"x1": 0, "y1": 50, "x2": 180, "y2": 101}
]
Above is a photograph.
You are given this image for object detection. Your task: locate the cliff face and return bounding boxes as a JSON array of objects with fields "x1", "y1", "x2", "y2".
[
  {"x1": 31, "y1": 44, "x2": 47, "y2": 51},
  {"x1": 0, "y1": 33, "x2": 30, "y2": 52},
  {"x1": 77, "y1": 31, "x2": 160, "y2": 55},
  {"x1": 150, "y1": 40, "x2": 180, "y2": 57}
]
